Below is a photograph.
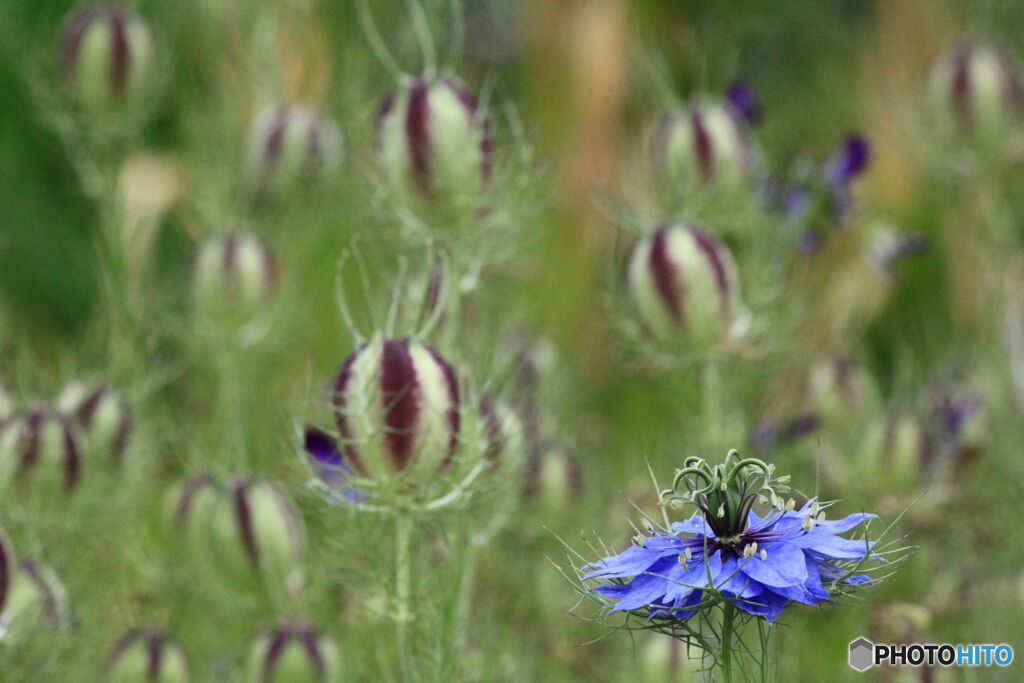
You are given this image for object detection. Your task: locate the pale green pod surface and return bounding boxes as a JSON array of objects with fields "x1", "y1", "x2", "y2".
[
  {"x1": 806, "y1": 356, "x2": 878, "y2": 430},
  {"x1": 480, "y1": 396, "x2": 527, "y2": 487},
  {"x1": 57, "y1": 382, "x2": 133, "y2": 465},
  {"x1": 246, "y1": 622, "x2": 340, "y2": 683},
  {"x1": 246, "y1": 105, "x2": 343, "y2": 200},
  {"x1": 107, "y1": 629, "x2": 191, "y2": 683},
  {"x1": 0, "y1": 561, "x2": 71, "y2": 641},
  {"x1": 165, "y1": 474, "x2": 223, "y2": 561},
  {"x1": 626, "y1": 222, "x2": 741, "y2": 348},
  {"x1": 208, "y1": 478, "x2": 305, "y2": 589},
  {"x1": 58, "y1": 4, "x2": 154, "y2": 115},
  {"x1": 192, "y1": 232, "x2": 277, "y2": 331},
  {"x1": 648, "y1": 99, "x2": 751, "y2": 192},
  {"x1": 0, "y1": 407, "x2": 82, "y2": 495},
  {"x1": 528, "y1": 447, "x2": 581, "y2": 513},
  {"x1": 375, "y1": 76, "x2": 490, "y2": 209}
]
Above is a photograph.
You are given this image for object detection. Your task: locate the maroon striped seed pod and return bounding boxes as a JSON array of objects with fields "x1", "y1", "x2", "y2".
[
  {"x1": 247, "y1": 105, "x2": 343, "y2": 200},
  {"x1": 332, "y1": 336, "x2": 460, "y2": 487},
  {"x1": 648, "y1": 99, "x2": 752, "y2": 191},
  {"x1": 927, "y1": 42, "x2": 1023, "y2": 140},
  {"x1": 479, "y1": 394, "x2": 525, "y2": 475},
  {"x1": 208, "y1": 478, "x2": 305, "y2": 588},
  {"x1": 0, "y1": 560, "x2": 71, "y2": 640},
  {"x1": 108, "y1": 628, "x2": 191, "y2": 683},
  {"x1": 375, "y1": 76, "x2": 492, "y2": 205},
  {"x1": 0, "y1": 406, "x2": 82, "y2": 494},
  {"x1": 165, "y1": 474, "x2": 222, "y2": 557},
  {"x1": 861, "y1": 412, "x2": 930, "y2": 488},
  {"x1": 807, "y1": 356, "x2": 878, "y2": 429},
  {"x1": 192, "y1": 232, "x2": 277, "y2": 330},
  {"x1": 58, "y1": 3, "x2": 153, "y2": 115},
  {"x1": 0, "y1": 525, "x2": 12, "y2": 622},
  {"x1": 626, "y1": 222, "x2": 741, "y2": 347},
  {"x1": 246, "y1": 621, "x2": 340, "y2": 683},
  {"x1": 525, "y1": 447, "x2": 582, "y2": 512},
  {"x1": 56, "y1": 381, "x2": 132, "y2": 465}
]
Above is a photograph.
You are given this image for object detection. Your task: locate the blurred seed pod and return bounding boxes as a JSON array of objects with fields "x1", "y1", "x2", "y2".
[
  {"x1": 927, "y1": 41, "x2": 1023, "y2": 143},
  {"x1": 107, "y1": 628, "x2": 190, "y2": 683},
  {"x1": 246, "y1": 105, "x2": 343, "y2": 202},
  {"x1": 0, "y1": 560, "x2": 72, "y2": 641},
  {"x1": 861, "y1": 412, "x2": 930, "y2": 488},
  {"x1": 192, "y1": 232, "x2": 277, "y2": 332},
  {"x1": 0, "y1": 406, "x2": 82, "y2": 494},
  {"x1": 165, "y1": 474, "x2": 222, "y2": 556},
  {"x1": 626, "y1": 222, "x2": 741, "y2": 348},
  {"x1": 332, "y1": 336, "x2": 460, "y2": 486},
  {"x1": 56, "y1": 382, "x2": 132, "y2": 465},
  {"x1": 647, "y1": 99, "x2": 752, "y2": 191},
  {"x1": 375, "y1": 76, "x2": 492, "y2": 206},
  {"x1": 806, "y1": 356, "x2": 878, "y2": 430},
  {"x1": 524, "y1": 446, "x2": 581, "y2": 512},
  {"x1": 0, "y1": 378, "x2": 15, "y2": 424},
  {"x1": 208, "y1": 478, "x2": 305, "y2": 589},
  {"x1": 246, "y1": 620, "x2": 340, "y2": 683},
  {"x1": 480, "y1": 394, "x2": 526, "y2": 473},
  {"x1": 58, "y1": 3, "x2": 154, "y2": 115},
  {"x1": 930, "y1": 385, "x2": 989, "y2": 467}
]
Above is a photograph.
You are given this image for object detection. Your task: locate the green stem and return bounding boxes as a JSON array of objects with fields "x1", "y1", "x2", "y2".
[
  {"x1": 453, "y1": 543, "x2": 478, "y2": 654},
  {"x1": 395, "y1": 514, "x2": 414, "y2": 679},
  {"x1": 721, "y1": 602, "x2": 736, "y2": 683}
]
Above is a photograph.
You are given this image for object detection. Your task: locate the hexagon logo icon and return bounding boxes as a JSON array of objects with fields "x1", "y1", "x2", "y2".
[{"x1": 849, "y1": 637, "x2": 874, "y2": 671}]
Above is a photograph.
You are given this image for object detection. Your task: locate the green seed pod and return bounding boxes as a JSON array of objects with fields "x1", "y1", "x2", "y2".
[
  {"x1": 246, "y1": 621, "x2": 340, "y2": 683},
  {"x1": 56, "y1": 382, "x2": 133, "y2": 465},
  {"x1": 861, "y1": 412, "x2": 928, "y2": 487},
  {"x1": 107, "y1": 628, "x2": 190, "y2": 683},
  {"x1": 525, "y1": 447, "x2": 581, "y2": 513},
  {"x1": 480, "y1": 395, "x2": 526, "y2": 477},
  {"x1": 165, "y1": 474, "x2": 222, "y2": 560},
  {"x1": 208, "y1": 478, "x2": 305, "y2": 590},
  {"x1": 58, "y1": 4, "x2": 154, "y2": 115},
  {"x1": 246, "y1": 104, "x2": 343, "y2": 202},
  {"x1": 192, "y1": 232, "x2": 277, "y2": 332},
  {"x1": 0, "y1": 406, "x2": 82, "y2": 495},
  {"x1": 806, "y1": 356, "x2": 878, "y2": 430},
  {"x1": 0, "y1": 560, "x2": 71, "y2": 641},
  {"x1": 626, "y1": 222, "x2": 741, "y2": 348}
]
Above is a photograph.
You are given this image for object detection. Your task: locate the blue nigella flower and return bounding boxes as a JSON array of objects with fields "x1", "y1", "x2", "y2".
[
  {"x1": 303, "y1": 425, "x2": 365, "y2": 504},
  {"x1": 583, "y1": 499, "x2": 877, "y2": 623}
]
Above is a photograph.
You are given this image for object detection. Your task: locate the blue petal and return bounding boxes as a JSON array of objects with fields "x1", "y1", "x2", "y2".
[
  {"x1": 812, "y1": 513, "x2": 877, "y2": 535},
  {"x1": 671, "y1": 514, "x2": 715, "y2": 537},
  {"x1": 739, "y1": 542, "x2": 808, "y2": 588},
  {"x1": 733, "y1": 590, "x2": 789, "y2": 622},
  {"x1": 845, "y1": 574, "x2": 873, "y2": 585},
  {"x1": 789, "y1": 532, "x2": 873, "y2": 560},
  {"x1": 608, "y1": 557, "x2": 677, "y2": 611},
  {"x1": 771, "y1": 556, "x2": 831, "y2": 605},
  {"x1": 662, "y1": 551, "x2": 721, "y2": 603},
  {"x1": 716, "y1": 555, "x2": 765, "y2": 599},
  {"x1": 583, "y1": 544, "x2": 665, "y2": 580}
]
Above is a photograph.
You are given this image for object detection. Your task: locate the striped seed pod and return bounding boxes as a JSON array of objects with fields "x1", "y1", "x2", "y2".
[
  {"x1": 58, "y1": 3, "x2": 153, "y2": 114},
  {"x1": 648, "y1": 100, "x2": 752, "y2": 190},
  {"x1": 246, "y1": 621, "x2": 340, "y2": 683},
  {"x1": 108, "y1": 628, "x2": 190, "y2": 683},
  {"x1": 480, "y1": 394, "x2": 525, "y2": 476},
  {"x1": 166, "y1": 474, "x2": 222, "y2": 557},
  {"x1": 208, "y1": 478, "x2": 305, "y2": 588},
  {"x1": 862, "y1": 412, "x2": 930, "y2": 487},
  {"x1": 247, "y1": 105, "x2": 343, "y2": 200},
  {"x1": 524, "y1": 447, "x2": 582, "y2": 512},
  {"x1": 0, "y1": 406, "x2": 82, "y2": 494},
  {"x1": 927, "y1": 42, "x2": 1023, "y2": 140},
  {"x1": 56, "y1": 382, "x2": 132, "y2": 465},
  {"x1": 626, "y1": 222, "x2": 741, "y2": 347},
  {"x1": 807, "y1": 356, "x2": 878, "y2": 429},
  {"x1": 192, "y1": 232, "x2": 277, "y2": 329},
  {"x1": 0, "y1": 525, "x2": 12, "y2": 621},
  {"x1": 375, "y1": 76, "x2": 492, "y2": 204},
  {"x1": 332, "y1": 336, "x2": 460, "y2": 486},
  {"x1": 0, "y1": 560, "x2": 72, "y2": 639},
  {"x1": 0, "y1": 378, "x2": 14, "y2": 424}
]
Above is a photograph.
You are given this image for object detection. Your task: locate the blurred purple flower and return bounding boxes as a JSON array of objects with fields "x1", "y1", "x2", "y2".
[{"x1": 726, "y1": 81, "x2": 762, "y2": 125}]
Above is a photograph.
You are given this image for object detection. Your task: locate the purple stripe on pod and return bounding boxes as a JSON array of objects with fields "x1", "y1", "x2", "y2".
[
  {"x1": 110, "y1": 629, "x2": 145, "y2": 667},
  {"x1": 0, "y1": 531, "x2": 10, "y2": 615},
  {"x1": 648, "y1": 225, "x2": 683, "y2": 323},
  {"x1": 21, "y1": 562, "x2": 59, "y2": 625},
  {"x1": 405, "y1": 79, "x2": 433, "y2": 195},
  {"x1": 60, "y1": 416, "x2": 81, "y2": 489},
  {"x1": 262, "y1": 629, "x2": 290, "y2": 683},
  {"x1": 689, "y1": 228, "x2": 732, "y2": 319},
  {"x1": 690, "y1": 109, "x2": 713, "y2": 181},
  {"x1": 374, "y1": 92, "x2": 397, "y2": 152},
  {"x1": 147, "y1": 630, "x2": 164, "y2": 679},
  {"x1": 426, "y1": 344, "x2": 460, "y2": 464},
  {"x1": 263, "y1": 107, "x2": 290, "y2": 167},
  {"x1": 300, "y1": 625, "x2": 327, "y2": 678},
  {"x1": 174, "y1": 474, "x2": 219, "y2": 525},
  {"x1": 305, "y1": 116, "x2": 323, "y2": 178},
  {"x1": 58, "y1": 5, "x2": 101, "y2": 88},
  {"x1": 480, "y1": 394, "x2": 503, "y2": 463},
  {"x1": 233, "y1": 479, "x2": 260, "y2": 567},
  {"x1": 108, "y1": 6, "x2": 129, "y2": 96},
  {"x1": 379, "y1": 339, "x2": 421, "y2": 472},
  {"x1": 951, "y1": 46, "x2": 973, "y2": 124},
  {"x1": 332, "y1": 346, "x2": 369, "y2": 476}
]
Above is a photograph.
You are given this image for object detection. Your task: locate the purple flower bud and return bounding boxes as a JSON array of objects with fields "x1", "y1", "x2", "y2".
[
  {"x1": 247, "y1": 105, "x2": 343, "y2": 200},
  {"x1": 192, "y1": 232, "x2": 277, "y2": 329},
  {"x1": 246, "y1": 620, "x2": 340, "y2": 683},
  {"x1": 375, "y1": 76, "x2": 492, "y2": 202},
  {"x1": 58, "y1": 3, "x2": 154, "y2": 114},
  {"x1": 825, "y1": 134, "x2": 870, "y2": 186},
  {"x1": 928, "y1": 42, "x2": 1023, "y2": 136},
  {"x1": 626, "y1": 222, "x2": 742, "y2": 346},
  {"x1": 725, "y1": 81, "x2": 761, "y2": 125},
  {"x1": 0, "y1": 406, "x2": 82, "y2": 493},
  {"x1": 332, "y1": 337, "x2": 460, "y2": 485},
  {"x1": 648, "y1": 100, "x2": 752, "y2": 189},
  {"x1": 56, "y1": 382, "x2": 132, "y2": 465},
  {"x1": 108, "y1": 628, "x2": 191, "y2": 683},
  {"x1": 209, "y1": 478, "x2": 305, "y2": 588}
]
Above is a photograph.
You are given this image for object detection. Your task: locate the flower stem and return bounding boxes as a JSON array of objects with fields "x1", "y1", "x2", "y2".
[
  {"x1": 721, "y1": 602, "x2": 736, "y2": 682},
  {"x1": 395, "y1": 514, "x2": 414, "y2": 679}
]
